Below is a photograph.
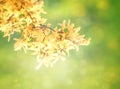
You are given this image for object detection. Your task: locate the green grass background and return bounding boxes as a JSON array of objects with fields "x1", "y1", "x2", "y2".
[{"x1": 0, "y1": 0, "x2": 120, "y2": 89}]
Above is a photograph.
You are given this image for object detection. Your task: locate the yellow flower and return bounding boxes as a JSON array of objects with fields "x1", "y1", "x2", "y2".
[{"x1": 0, "y1": 0, "x2": 90, "y2": 68}]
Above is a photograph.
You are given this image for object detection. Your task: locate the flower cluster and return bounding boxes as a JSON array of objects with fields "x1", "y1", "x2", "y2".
[{"x1": 0, "y1": 0, "x2": 90, "y2": 68}]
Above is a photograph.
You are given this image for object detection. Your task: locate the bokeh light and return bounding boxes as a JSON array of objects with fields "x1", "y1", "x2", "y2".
[{"x1": 0, "y1": 0, "x2": 120, "y2": 89}]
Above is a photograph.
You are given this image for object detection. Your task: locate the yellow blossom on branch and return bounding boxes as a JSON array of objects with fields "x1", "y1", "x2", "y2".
[{"x1": 0, "y1": 0, "x2": 90, "y2": 68}]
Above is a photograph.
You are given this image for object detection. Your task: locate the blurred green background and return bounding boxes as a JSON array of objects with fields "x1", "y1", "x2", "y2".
[{"x1": 0, "y1": 0, "x2": 120, "y2": 89}]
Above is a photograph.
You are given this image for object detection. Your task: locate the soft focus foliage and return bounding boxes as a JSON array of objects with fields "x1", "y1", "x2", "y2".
[
  {"x1": 0, "y1": 0, "x2": 90, "y2": 68},
  {"x1": 0, "y1": 0, "x2": 120, "y2": 89}
]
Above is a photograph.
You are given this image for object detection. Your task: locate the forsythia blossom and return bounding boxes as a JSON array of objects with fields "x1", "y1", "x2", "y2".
[{"x1": 0, "y1": 0, "x2": 90, "y2": 68}]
